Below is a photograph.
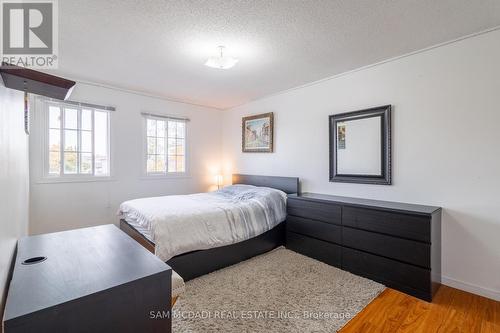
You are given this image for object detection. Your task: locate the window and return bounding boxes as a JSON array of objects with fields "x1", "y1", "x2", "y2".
[
  {"x1": 45, "y1": 101, "x2": 111, "y2": 178},
  {"x1": 144, "y1": 115, "x2": 186, "y2": 175}
]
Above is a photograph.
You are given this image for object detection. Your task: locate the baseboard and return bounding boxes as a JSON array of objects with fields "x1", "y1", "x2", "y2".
[{"x1": 442, "y1": 276, "x2": 500, "y2": 301}]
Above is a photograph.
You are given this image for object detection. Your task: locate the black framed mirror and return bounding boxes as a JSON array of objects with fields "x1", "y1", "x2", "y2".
[{"x1": 329, "y1": 105, "x2": 391, "y2": 185}]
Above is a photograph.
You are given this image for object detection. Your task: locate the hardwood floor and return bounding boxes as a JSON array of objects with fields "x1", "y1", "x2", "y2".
[{"x1": 340, "y1": 286, "x2": 500, "y2": 333}]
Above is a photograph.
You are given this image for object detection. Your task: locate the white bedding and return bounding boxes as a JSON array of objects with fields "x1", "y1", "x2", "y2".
[{"x1": 118, "y1": 185, "x2": 287, "y2": 262}]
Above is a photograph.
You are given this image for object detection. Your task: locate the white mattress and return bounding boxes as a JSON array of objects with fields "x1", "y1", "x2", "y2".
[
  {"x1": 127, "y1": 220, "x2": 154, "y2": 242},
  {"x1": 118, "y1": 185, "x2": 287, "y2": 262}
]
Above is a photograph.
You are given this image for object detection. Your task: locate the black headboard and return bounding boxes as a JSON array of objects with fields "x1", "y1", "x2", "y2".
[{"x1": 232, "y1": 174, "x2": 300, "y2": 194}]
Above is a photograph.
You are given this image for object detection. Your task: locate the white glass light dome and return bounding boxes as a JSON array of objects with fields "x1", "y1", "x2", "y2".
[{"x1": 205, "y1": 46, "x2": 239, "y2": 69}]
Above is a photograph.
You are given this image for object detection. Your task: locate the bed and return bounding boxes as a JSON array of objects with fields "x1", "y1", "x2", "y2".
[{"x1": 119, "y1": 174, "x2": 299, "y2": 280}]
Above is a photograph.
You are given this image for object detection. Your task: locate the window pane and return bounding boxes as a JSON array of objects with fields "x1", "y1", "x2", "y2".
[
  {"x1": 94, "y1": 111, "x2": 109, "y2": 176},
  {"x1": 49, "y1": 129, "x2": 60, "y2": 151},
  {"x1": 156, "y1": 155, "x2": 166, "y2": 173},
  {"x1": 64, "y1": 130, "x2": 78, "y2": 152},
  {"x1": 147, "y1": 119, "x2": 156, "y2": 136},
  {"x1": 156, "y1": 137, "x2": 165, "y2": 155},
  {"x1": 167, "y1": 138, "x2": 176, "y2": 155},
  {"x1": 82, "y1": 109, "x2": 92, "y2": 130},
  {"x1": 168, "y1": 156, "x2": 177, "y2": 172},
  {"x1": 46, "y1": 103, "x2": 111, "y2": 178},
  {"x1": 81, "y1": 131, "x2": 92, "y2": 152},
  {"x1": 94, "y1": 111, "x2": 108, "y2": 155},
  {"x1": 168, "y1": 121, "x2": 177, "y2": 138},
  {"x1": 49, "y1": 106, "x2": 61, "y2": 128},
  {"x1": 144, "y1": 118, "x2": 186, "y2": 175},
  {"x1": 176, "y1": 156, "x2": 185, "y2": 172},
  {"x1": 95, "y1": 155, "x2": 109, "y2": 176},
  {"x1": 157, "y1": 120, "x2": 166, "y2": 137},
  {"x1": 147, "y1": 137, "x2": 156, "y2": 155},
  {"x1": 147, "y1": 155, "x2": 156, "y2": 173},
  {"x1": 80, "y1": 153, "x2": 92, "y2": 174},
  {"x1": 176, "y1": 139, "x2": 185, "y2": 155},
  {"x1": 64, "y1": 152, "x2": 78, "y2": 174},
  {"x1": 64, "y1": 108, "x2": 78, "y2": 129},
  {"x1": 49, "y1": 151, "x2": 60, "y2": 174},
  {"x1": 177, "y1": 122, "x2": 185, "y2": 138}
]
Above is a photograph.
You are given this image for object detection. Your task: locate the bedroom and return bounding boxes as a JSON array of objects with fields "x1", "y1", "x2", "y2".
[{"x1": 1, "y1": 0, "x2": 499, "y2": 332}]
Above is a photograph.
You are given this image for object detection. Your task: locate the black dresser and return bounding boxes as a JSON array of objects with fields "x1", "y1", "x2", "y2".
[
  {"x1": 286, "y1": 193, "x2": 441, "y2": 302},
  {"x1": 3, "y1": 225, "x2": 172, "y2": 333}
]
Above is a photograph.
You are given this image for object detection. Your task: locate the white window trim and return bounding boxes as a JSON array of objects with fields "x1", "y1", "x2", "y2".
[
  {"x1": 36, "y1": 97, "x2": 115, "y2": 184},
  {"x1": 141, "y1": 113, "x2": 190, "y2": 179}
]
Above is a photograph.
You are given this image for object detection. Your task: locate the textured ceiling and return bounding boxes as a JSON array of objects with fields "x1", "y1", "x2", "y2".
[{"x1": 52, "y1": 0, "x2": 500, "y2": 109}]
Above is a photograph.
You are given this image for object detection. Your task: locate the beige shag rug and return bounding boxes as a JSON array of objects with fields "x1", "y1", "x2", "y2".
[{"x1": 172, "y1": 247, "x2": 385, "y2": 332}]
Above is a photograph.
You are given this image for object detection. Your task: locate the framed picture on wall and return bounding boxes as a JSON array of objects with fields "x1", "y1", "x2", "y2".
[{"x1": 242, "y1": 112, "x2": 274, "y2": 153}]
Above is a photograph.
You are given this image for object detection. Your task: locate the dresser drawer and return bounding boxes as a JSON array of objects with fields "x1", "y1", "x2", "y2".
[
  {"x1": 287, "y1": 198, "x2": 341, "y2": 225},
  {"x1": 286, "y1": 232, "x2": 341, "y2": 268},
  {"x1": 287, "y1": 215, "x2": 341, "y2": 245},
  {"x1": 342, "y1": 227, "x2": 430, "y2": 268},
  {"x1": 342, "y1": 206, "x2": 431, "y2": 243},
  {"x1": 342, "y1": 247, "x2": 432, "y2": 300}
]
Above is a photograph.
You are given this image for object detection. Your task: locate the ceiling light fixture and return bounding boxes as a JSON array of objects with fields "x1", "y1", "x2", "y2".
[{"x1": 205, "y1": 46, "x2": 238, "y2": 70}]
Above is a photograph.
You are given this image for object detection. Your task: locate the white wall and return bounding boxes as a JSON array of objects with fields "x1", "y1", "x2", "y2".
[
  {"x1": 0, "y1": 85, "x2": 29, "y2": 312},
  {"x1": 222, "y1": 30, "x2": 500, "y2": 300},
  {"x1": 29, "y1": 83, "x2": 223, "y2": 235}
]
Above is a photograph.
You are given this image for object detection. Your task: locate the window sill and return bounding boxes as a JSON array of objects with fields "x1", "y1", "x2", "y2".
[
  {"x1": 36, "y1": 177, "x2": 117, "y2": 184},
  {"x1": 139, "y1": 173, "x2": 191, "y2": 181}
]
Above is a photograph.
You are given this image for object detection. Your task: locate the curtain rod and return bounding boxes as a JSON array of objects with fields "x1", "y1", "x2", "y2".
[
  {"x1": 141, "y1": 112, "x2": 190, "y2": 122},
  {"x1": 39, "y1": 97, "x2": 116, "y2": 111}
]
